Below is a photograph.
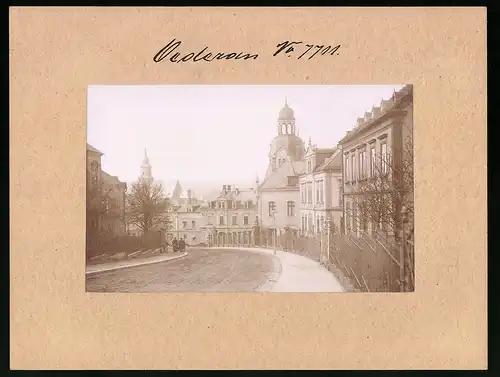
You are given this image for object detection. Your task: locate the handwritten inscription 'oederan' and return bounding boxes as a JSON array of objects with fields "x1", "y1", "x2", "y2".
[
  {"x1": 153, "y1": 38, "x2": 259, "y2": 63},
  {"x1": 153, "y1": 38, "x2": 342, "y2": 64}
]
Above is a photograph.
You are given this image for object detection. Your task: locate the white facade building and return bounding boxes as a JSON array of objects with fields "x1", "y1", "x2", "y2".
[
  {"x1": 258, "y1": 100, "x2": 306, "y2": 241},
  {"x1": 299, "y1": 143, "x2": 343, "y2": 235}
]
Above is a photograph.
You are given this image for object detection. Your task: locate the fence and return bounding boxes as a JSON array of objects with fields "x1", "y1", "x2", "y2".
[
  {"x1": 86, "y1": 231, "x2": 163, "y2": 260},
  {"x1": 254, "y1": 223, "x2": 414, "y2": 292},
  {"x1": 326, "y1": 225, "x2": 415, "y2": 292}
]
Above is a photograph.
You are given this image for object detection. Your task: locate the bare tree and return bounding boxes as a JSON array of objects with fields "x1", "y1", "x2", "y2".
[
  {"x1": 349, "y1": 131, "x2": 414, "y2": 239},
  {"x1": 125, "y1": 178, "x2": 171, "y2": 235}
]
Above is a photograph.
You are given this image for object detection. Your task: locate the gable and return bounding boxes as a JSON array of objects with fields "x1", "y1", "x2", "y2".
[{"x1": 259, "y1": 160, "x2": 303, "y2": 190}]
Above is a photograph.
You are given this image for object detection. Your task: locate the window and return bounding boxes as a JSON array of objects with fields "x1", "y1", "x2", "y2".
[
  {"x1": 247, "y1": 200, "x2": 253, "y2": 208},
  {"x1": 219, "y1": 215, "x2": 224, "y2": 225},
  {"x1": 207, "y1": 215, "x2": 213, "y2": 225},
  {"x1": 301, "y1": 183, "x2": 306, "y2": 203},
  {"x1": 307, "y1": 183, "x2": 313, "y2": 203},
  {"x1": 192, "y1": 220, "x2": 196, "y2": 229},
  {"x1": 268, "y1": 201, "x2": 276, "y2": 216},
  {"x1": 308, "y1": 160, "x2": 312, "y2": 172},
  {"x1": 381, "y1": 142, "x2": 388, "y2": 174},
  {"x1": 182, "y1": 220, "x2": 187, "y2": 229},
  {"x1": 359, "y1": 150, "x2": 365, "y2": 179},
  {"x1": 346, "y1": 202, "x2": 351, "y2": 231},
  {"x1": 345, "y1": 156, "x2": 349, "y2": 182},
  {"x1": 287, "y1": 176, "x2": 298, "y2": 186},
  {"x1": 231, "y1": 201, "x2": 235, "y2": 209},
  {"x1": 316, "y1": 180, "x2": 324, "y2": 203},
  {"x1": 351, "y1": 154, "x2": 356, "y2": 181},
  {"x1": 287, "y1": 201, "x2": 295, "y2": 216},
  {"x1": 352, "y1": 203, "x2": 357, "y2": 233},
  {"x1": 370, "y1": 145, "x2": 376, "y2": 176},
  {"x1": 316, "y1": 218, "x2": 320, "y2": 232},
  {"x1": 243, "y1": 215, "x2": 249, "y2": 225},
  {"x1": 232, "y1": 214, "x2": 238, "y2": 225}
]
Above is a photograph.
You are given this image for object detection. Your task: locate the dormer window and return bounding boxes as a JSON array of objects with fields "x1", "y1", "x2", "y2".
[
  {"x1": 287, "y1": 176, "x2": 298, "y2": 187},
  {"x1": 307, "y1": 160, "x2": 312, "y2": 173}
]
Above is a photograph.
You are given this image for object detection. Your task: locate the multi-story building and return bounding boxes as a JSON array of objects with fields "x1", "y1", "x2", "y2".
[
  {"x1": 258, "y1": 99, "x2": 305, "y2": 241},
  {"x1": 203, "y1": 184, "x2": 258, "y2": 246},
  {"x1": 169, "y1": 181, "x2": 206, "y2": 245},
  {"x1": 86, "y1": 143, "x2": 127, "y2": 236},
  {"x1": 101, "y1": 172, "x2": 127, "y2": 235},
  {"x1": 338, "y1": 85, "x2": 413, "y2": 237},
  {"x1": 299, "y1": 142, "x2": 343, "y2": 235},
  {"x1": 86, "y1": 144, "x2": 104, "y2": 233}
]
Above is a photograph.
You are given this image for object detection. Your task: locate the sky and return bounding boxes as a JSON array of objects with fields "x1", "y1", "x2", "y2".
[{"x1": 87, "y1": 85, "x2": 404, "y2": 195}]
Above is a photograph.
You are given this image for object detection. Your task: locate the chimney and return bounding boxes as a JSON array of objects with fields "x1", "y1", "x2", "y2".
[
  {"x1": 222, "y1": 185, "x2": 227, "y2": 192},
  {"x1": 227, "y1": 184, "x2": 232, "y2": 192}
]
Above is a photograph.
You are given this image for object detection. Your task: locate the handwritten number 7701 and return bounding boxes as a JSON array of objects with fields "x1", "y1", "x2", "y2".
[{"x1": 273, "y1": 41, "x2": 341, "y2": 60}]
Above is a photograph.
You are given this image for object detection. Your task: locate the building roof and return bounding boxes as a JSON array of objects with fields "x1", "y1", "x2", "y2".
[
  {"x1": 171, "y1": 180, "x2": 183, "y2": 200},
  {"x1": 338, "y1": 85, "x2": 413, "y2": 145},
  {"x1": 278, "y1": 98, "x2": 295, "y2": 121},
  {"x1": 259, "y1": 160, "x2": 305, "y2": 190},
  {"x1": 87, "y1": 143, "x2": 104, "y2": 155},
  {"x1": 315, "y1": 148, "x2": 342, "y2": 172}
]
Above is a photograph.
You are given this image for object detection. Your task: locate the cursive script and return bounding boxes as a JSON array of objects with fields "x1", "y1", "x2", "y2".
[{"x1": 153, "y1": 38, "x2": 259, "y2": 63}]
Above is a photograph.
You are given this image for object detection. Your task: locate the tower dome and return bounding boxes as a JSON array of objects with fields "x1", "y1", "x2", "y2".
[{"x1": 278, "y1": 98, "x2": 295, "y2": 120}]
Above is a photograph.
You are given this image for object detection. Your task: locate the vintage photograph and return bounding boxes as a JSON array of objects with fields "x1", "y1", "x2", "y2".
[{"x1": 86, "y1": 85, "x2": 414, "y2": 293}]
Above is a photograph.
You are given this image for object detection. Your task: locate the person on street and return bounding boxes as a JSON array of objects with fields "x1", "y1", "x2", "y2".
[
  {"x1": 162, "y1": 239, "x2": 169, "y2": 253},
  {"x1": 178, "y1": 237, "x2": 186, "y2": 252},
  {"x1": 172, "y1": 237, "x2": 178, "y2": 253}
]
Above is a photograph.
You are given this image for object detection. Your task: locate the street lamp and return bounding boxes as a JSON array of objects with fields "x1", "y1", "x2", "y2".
[{"x1": 271, "y1": 208, "x2": 277, "y2": 254}]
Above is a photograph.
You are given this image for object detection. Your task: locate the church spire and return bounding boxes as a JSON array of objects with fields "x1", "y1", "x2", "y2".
[
  {"x1": 142, "y1": 148, "x2": 150, "y2": 166},
  {"x1": 140, "y1": 147, "x2": 153, "y2": 183}
]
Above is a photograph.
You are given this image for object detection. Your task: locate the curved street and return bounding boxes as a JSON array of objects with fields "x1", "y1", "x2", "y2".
[{"x1": 86, "y1": 248, "x2": 281, "y2": 292}]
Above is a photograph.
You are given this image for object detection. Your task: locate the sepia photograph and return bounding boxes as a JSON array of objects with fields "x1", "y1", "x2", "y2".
[{"x1": 85, "y1": 85, "x2": 414, "y2": 293}]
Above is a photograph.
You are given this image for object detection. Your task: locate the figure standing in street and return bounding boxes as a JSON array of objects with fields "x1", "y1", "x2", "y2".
[
  {"x1": 162, "y1": 238, "x2": 169, "y2": 253},
  {"x1": 172, "y1": 237, "x2": 179, "y2": 253},
  {"x1": 179, "y1": 237, "x2": 186, "y2": 252}
]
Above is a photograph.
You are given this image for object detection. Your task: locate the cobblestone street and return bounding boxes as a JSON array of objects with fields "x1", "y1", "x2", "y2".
[{"x1": 85, "y1": 248, "x2": 279, "y2": 292}]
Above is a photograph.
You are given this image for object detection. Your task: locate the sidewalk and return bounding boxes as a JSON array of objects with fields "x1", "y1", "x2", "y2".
[
  {"x1": 85, "y1": 252, "x2": 188, "y2": 275},
  {"x1": 211, "y1": 247, "x2": 345, "y2": 292}
]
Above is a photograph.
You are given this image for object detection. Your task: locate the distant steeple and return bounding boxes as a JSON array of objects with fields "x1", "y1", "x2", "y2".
[
  {"x1": 140, "y1": 147, "x2": 153, "y2": 183},
  {"x1": 171, "y1": 180, "x2": 183, "y2": 201}
]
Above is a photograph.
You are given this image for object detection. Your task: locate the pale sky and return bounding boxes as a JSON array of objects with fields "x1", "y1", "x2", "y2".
[{"x1": 87, "y1": 85, "x2": 404, "y2": 193}]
